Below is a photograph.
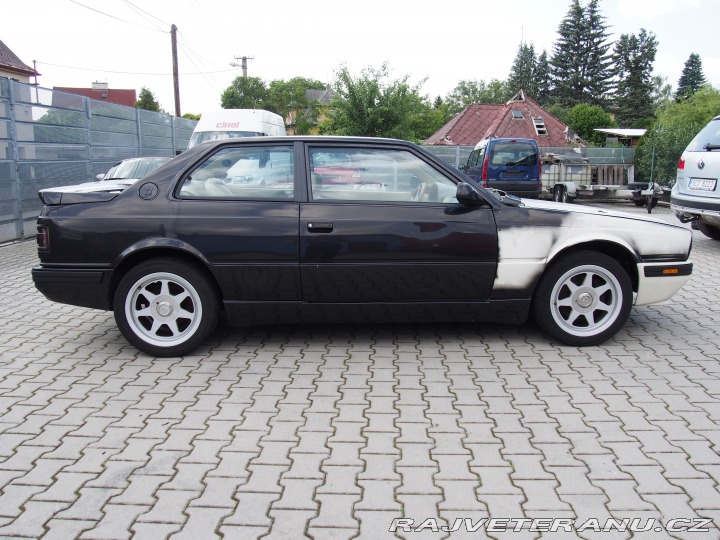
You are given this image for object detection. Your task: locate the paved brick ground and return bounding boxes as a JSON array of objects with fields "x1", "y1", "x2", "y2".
[{"x1": 1, "y1": 204, "x2": 719, "y2": 539}]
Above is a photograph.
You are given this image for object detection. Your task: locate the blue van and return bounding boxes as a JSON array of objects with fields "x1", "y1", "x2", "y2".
[{"x1": 463, "y1": 138, "x2": 541, "y2": 198}]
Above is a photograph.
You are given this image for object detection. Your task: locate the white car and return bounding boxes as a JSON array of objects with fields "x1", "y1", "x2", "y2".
[{"x1": 671, "y1": 115, "x2": 720, "y2": 239}]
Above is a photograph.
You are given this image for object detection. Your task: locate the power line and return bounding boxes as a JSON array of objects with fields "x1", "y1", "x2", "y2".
[
  {"x1": 121, "y1": 0, "x2": 169, "y2": 28},
  {"x1": 121, "y1": 0, "x2": 167, "y2": 33},
  {"x1": 35, "y1": 60, "x2": 234, "y2": 77},
  {"x1": 67, "y1": 0, "x2": 166, "y2": 33}
]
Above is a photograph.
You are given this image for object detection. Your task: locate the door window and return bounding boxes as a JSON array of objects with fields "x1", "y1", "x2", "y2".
[
  {"x1": 178, "y1": 145, "x2": 294, "y2": 199},
  {"x1": 309, "y1": 147, "x2": 458, "y2": 204}
]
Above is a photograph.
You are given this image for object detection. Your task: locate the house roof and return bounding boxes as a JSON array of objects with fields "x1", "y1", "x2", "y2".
[
  {"x1": 306, "y1": 87, "x2": 336, "y2": 105},
  {"x1": 426, "y1": 91, "x2": 578, "y2": 147},
  {"x1": 0, "y1": 39, "x2": 37, "y2": 77},
  {"x1": 54, "y1": 87, "x2": 137, "y2": 107}
]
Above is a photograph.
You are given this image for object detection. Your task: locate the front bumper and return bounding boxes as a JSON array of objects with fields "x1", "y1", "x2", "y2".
[
  {"x1": 635, "y1": 261, "x2": 693, "y2": 305},
  {"x1": 32, "y1": 266, "x2": 114, "y2": 310}
]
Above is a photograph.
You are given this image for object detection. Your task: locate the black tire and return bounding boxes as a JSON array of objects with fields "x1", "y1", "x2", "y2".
[
  {"x1": 633, "y1": 198, "x2": 645, "y2": 207},
  {"x1": 113, "y1": 258, "x2": 220, "y2": 357},
  {"x1": 553, "y1": 185, "x2": 573, "y2": 204},
  {"x1": 532, "y1": 251, "x2": 632, "y2": 347},
  {"x1": 699, "y1": 222, "x2": 720, "y2": 240}
]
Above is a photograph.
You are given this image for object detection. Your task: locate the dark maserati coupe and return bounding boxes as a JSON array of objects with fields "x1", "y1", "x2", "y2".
[{"x1": 33, "y1": 137, "x2": 693, "y2": 357}]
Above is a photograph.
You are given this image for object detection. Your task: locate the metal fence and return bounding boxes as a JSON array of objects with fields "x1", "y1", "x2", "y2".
[
  {"x1": 422, "y1": 145, "x2": 636, "y2": 169},
  {"x1": 0, "y1": 77, "x2": 197, "y2": 243}
]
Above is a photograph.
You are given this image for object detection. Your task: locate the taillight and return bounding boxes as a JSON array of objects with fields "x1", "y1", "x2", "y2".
[
  {"x1": 678, "y1": 156, "x2": 685, "y2": 171},
  {"x1": 481, "y1": 155, "x2": 489, "y2": 183},
  {"x1": 37, "y1": 225, "x2": 49, "y2": 251}
]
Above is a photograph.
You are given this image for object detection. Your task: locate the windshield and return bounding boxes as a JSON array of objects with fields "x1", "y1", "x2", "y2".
[
  {"x1": 490, "y1": 142, "x2": 537, "y2": 166},
  {"x1": 686, "y1": 119, "x2": 720, "y2": 151},
  {"x1": 188, "y1": 131, "x2": 267, "y2": 148}
]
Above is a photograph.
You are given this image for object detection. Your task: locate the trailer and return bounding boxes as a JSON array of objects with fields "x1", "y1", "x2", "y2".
[{"x1": 541, "y1": 152, "x2": 663, "y2": 213}]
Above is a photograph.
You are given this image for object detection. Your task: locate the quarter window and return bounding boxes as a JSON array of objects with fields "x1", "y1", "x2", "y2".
[
  {"x1": 178, "y1": 146, "x2": 294, "y2": 199},
  {"x1": 309, "y1": 147, "x2": 458, "y2": 204}
]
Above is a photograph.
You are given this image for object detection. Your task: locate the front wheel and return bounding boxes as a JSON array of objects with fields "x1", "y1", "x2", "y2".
[
  {"x1": 532, "y1": 251, "x2": 632, "y2": 346},
  {"x1": 113, "y1": 259, "x2": 220, "y2": 357}
]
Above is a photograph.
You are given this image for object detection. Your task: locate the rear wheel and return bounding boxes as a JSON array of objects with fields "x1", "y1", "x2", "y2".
[
  {"x1": 113, "y1": 259, "x2": 220, "y2": 357},
  {"x1": 699, "y1": 222, "x2": 720, "y2": 240},
  {"x1": 532, "y1": 251, "x2": 632, "y2": 346}
]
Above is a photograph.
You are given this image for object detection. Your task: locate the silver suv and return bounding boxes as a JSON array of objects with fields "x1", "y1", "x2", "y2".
[{"x1": 671, "y1": 115, "x2": 720, "y2": 240}]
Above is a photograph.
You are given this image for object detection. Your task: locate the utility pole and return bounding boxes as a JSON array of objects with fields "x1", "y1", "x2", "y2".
[
  {"x1": 231, "y1": 56, "x2": 254, "y2": 78},
  {"x1": 171, "y1": 24, "x2": 181, "y2": 117}
]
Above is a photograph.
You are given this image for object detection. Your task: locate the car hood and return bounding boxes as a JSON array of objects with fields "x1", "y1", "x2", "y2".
[{"x1": 518, "y1": 197, "x2": 670, "y2": 225}]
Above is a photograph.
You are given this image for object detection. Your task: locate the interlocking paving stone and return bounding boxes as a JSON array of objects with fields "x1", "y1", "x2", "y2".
[{"x1": 1, "y1": 205, "x2": 720, "y2": 538}]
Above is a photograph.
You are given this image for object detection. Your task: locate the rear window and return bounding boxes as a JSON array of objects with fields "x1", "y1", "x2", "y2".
[
  {"x1": 490, "y1": 142, "x2": 537, "y2": 166},
  {"x1": 685, "y1": 119, "x2": 720, "y2": 152}
]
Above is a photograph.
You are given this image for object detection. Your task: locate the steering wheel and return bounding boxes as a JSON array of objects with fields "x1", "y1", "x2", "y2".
[{"x1": 410, "y1": 183, "x2": 427, "y2": 201}]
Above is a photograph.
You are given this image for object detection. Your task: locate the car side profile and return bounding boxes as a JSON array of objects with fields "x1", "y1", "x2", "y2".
[
  {"x1": 33, "y1": 137, "x2": 693, "y2": 357},
  {"x1": 671, "y1": 115, "x2": 720, "y2": 239}
]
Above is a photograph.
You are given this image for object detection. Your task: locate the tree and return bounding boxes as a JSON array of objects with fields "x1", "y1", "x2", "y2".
[
  {"x1": 507, "y1": 43, "x2": 537, "y2": 96},
  {"x1": 566, "y1": 103, "x2": 617, "y2": 146},
  {"x1": 182, "y1": 113, "x2": 201, "y2": 121},
  {"x1": 135, "y1": 87, "x2": 162, "y2": 112},
  {"x1": 675, "y1": 53, "x2": 707, "y2": 101},
  {"x1": 266, "y1": 77, "x2": 326, "y2": 134},
  {"x1": 612, "y1": 29, "x2": 658, "y2": 127},
  {"x1": 550, "y1": 0, "x2": 613, "y2": 107},
  {"x1": 220, "y1": 76, "x2": 267, "y2": 109},
  {"x1": 444, "y1": 79, "x2": 510, "y2": 115},
  {"x1": 651, "y1": 75, "x2": 673, "y2": 111},
  {"x1": 635, "y1": 86, "x2": 720, "y2": 182},
  {"x1": 534, "y1": 50, "x2": 552, "y2": 105},
  {"x1": 319, "y1": 63, "x2": 443, "y2": 142}
]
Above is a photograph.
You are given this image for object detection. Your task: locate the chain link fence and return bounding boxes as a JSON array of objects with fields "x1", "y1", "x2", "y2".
[{"x1": 0, "y1": 77, "x2": 197, "y2": 243}]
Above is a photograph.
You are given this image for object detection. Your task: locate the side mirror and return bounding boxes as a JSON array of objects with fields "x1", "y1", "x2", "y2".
[
  {"x1": 95, "y1": 174, "x2": 105, "y2": 181},
  {"x1": 456, "y1": 182, "x2": 487, "y2": 206}
]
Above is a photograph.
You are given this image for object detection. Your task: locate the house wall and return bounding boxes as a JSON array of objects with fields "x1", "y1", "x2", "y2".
[{"x1": 0, "y1": 68, "x2": 31, "y2": 84}]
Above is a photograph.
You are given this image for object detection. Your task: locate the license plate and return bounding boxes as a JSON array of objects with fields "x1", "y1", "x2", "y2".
[{"x1": 689, "y1": 178, "x2": 717, "y2": 191}]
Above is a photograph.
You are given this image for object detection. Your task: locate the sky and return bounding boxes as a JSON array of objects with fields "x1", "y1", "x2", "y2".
[{"x1": 2, "y1": 0, "x2": 719, "y2": 116}]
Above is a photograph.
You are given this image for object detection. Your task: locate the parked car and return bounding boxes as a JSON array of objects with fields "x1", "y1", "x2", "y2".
[
  {"x1": 98, "y1": 156, "x2": 173, "y2": 182},
  {"x1": 33, "y1": 137, "x2": 693, "y2": 357},
  {"x1": 671, "y1": 115, "x2": 720, "y2": 240},
  {"x1": 463, "y1": 138, "x2": 542, "y2": 198}
]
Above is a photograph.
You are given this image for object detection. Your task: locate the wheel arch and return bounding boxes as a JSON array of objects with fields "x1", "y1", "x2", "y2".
[
  {"x1": 544, "y1": 240, "x2": 640, "y2": 293},
  {"x1": 108, "y1": 241, "x2": 222, "y2": 308}
]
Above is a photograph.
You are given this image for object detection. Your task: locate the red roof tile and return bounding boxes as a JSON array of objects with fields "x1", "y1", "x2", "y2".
[
  {"x1": 426, "y1": 92, "x2": 576, "y2": 147},
  {"x1": 0, "y1": 39, "x2": 36, "y2": 76}
]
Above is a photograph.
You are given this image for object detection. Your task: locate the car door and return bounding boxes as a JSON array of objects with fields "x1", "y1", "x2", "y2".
[
  {"x1": 173, "y1": 143, "x2": 300, "y2": 302},
  {"x1": 300, "y1": 143, "x2": 498, "y2": 303}
]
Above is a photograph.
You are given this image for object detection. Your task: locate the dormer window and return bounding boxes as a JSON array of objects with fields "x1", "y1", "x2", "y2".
[{"x1": 533, "y1": 117, "x2": 548, "y2": 135}]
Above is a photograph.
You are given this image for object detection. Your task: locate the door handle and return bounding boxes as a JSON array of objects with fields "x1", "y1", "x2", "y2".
[{"x1": 307, "y1": 222, "x2": 334, "y2": 233}]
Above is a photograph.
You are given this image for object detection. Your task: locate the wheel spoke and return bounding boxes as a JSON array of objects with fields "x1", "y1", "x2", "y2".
[
  {"x1": 135, "y1": 306, "x2": 153, "y2": 318},
  {"x1": 594, "y1": 283, "x2": 612, "y2": 297},
  {"x1": 138, "y1": 286, "x2": 158, "y2": 303}
]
